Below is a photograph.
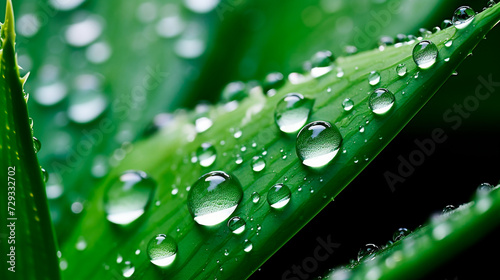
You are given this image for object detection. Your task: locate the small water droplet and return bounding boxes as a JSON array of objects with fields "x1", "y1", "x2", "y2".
[
  {"x1": 103, "y1": 171, "x2": 156, "y2": 226},
  {"x1": 477, "y1": 182, "x2": 493, "y2": 195},
  {"x1": 251, "y1": 192, "x2": 261, "y2": 204},
  {"x1": 342, "y1": 98, "x2": 354, "y2": 111},
  {"x1": 441, "y1": 19, "x2": 453, "y2": 29},
  {"x1": 444, "y1": 57, "x2": 450, "y2": 62},
  {"x1": 233, "y1": 130, "x2": 242, "y2": 139},
  {"x1": 392, "y1": 228, "x2": 410, "y2": 242},
  {"x1": 263, "y1": 72, "x2": 285, "y2": 93},
  {"x1": 310, "y1": 50, "x2": 334, "y2": 68},
  {"x1": 147, "y1": 234, "x2": 177, "y2": 267},
  {"x1": 224, "y1": 249, "x2": 229, "y2": 256},
  {"x1": 33, "y1": 137, "x2": 41, "y2": 153},
  {"x1": 275, "y1": 93, "x2": 314, "y2": 133},
  {"x1": 452, "y1": 6, "x2": 475, "y2": 29},
  {"x1": 75, "y1": 237, "x2": 87, "y2": 251},
  {"x1": 413, "y1": 40, "x2": 438, "y2": 69},
  {"x1": 369, "y1": 88, "x2": 395, "y2": 115},
  {"x1": 235, "y1": 155, "x2": 243, "y2": 165},
  {"x1": 244, "y1": 239, "x2": 253, "y2": 252},
  {"x1": 445, "y1": 40, "x2": 453, "y2": 47},
  {"x1": 368, "y1": 71, "x2": 381, "y2": 86},
  {"x1": 121, "y1": 261, "x2": 135, "y2": 278},
  {"x1": 222, "y1": 81, "x2": 247, "y2": 102},
  {"x1": 41, "y1": 168, "x2": 49, "y2": 183},
  {"x1": 357, "y1": 244, "x2": 379, "y2": 262},
  {"x1": 251, "y1": 156, "x2": 266, "y2": 172},
  {"x1": 197, "y1": 143, "x2": 217, "y2": 167},
  {"x1": 396, "y1": 64, "x2": 407, "y2": 77},
  {"x1": 296, "y1": 121, "x2": 343, "y2": 168},
  {"x1": 188, "y1": 171, "x2": 243, "y2": 226},
  {"x1": 227, "y1": 216, "x2": 246, "y2": 234},
  {"x1": 267, "y1": 184, "x2": 291, "y2": 209},
  {"x1": 442, "y1": 205, "x2": 457, "y2": 214}
]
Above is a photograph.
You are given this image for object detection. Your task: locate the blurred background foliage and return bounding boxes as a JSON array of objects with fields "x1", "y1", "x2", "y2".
[{"x1": 6, "y1": 0, "x2": 500, "y2": 278}]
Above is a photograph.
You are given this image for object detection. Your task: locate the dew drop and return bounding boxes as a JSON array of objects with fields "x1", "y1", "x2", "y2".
[
  {"x1": 267, "y1": 184, "x2": 291, "y2": 209},
  {"x1": 251, "y1": 192, "x2": 261, "y2": 204},
  {"x1": 369, "y1": 88, "x2": 395, "y2": 115},
  {"x1": 477, "y1": 182, "x2": 493, "y2": 195},
  {"x1": 41, "y1": 168, "x2": 49, "y2": 183},
  {"x1": 357, "y1": 244, "x2": 379, "y2": 262},
  {"x1": 196, "y1": 143, "x2": 217, "y2": 167},
  {"x1": 251, "y1": 156, "x2": 266, "y2": 172},
  {"x1": 33, "y1": 137, "x2": 41, "y2": 153},
  {"x1": 396, "y1": 63, "x2": 407, "y2": 77},
  {"x1": 392, "y1": 228, "x2": 409, "y2": 242},
  {"x1": 221, "y1": 81, "x2": 246, "y2": 102},
  {"x1": 296, "y1": 121, "x2": 342, "y2": 168},
  {"x1": 412, "y1": 40, "x2": 438, "y2": 69},
  {"x1": 310, "y1": 50, "x2": 334, "y2": 68},
  {"x1": 274, "y1": 93, "x2": 314, "y2": 133},
  {"x1": 442, "y1": 205, "x2": 457, "y2": 213},
  {"x1": 263, "y1": 72, "x2": 285, "y2": 93},
  {"x1": 441, "y1": 19, "x2": 453, "y2": 29},
  {"x1": 121, "y1": 261, "x2": 135, "y2": 278},
  {"x1": 227, "y1": 216, "x2": 246, "y2": 234},
  {"x1": 103, "y1": 171, "x2": 156, "y2": 226},
  {"x1": 187, "y1": 171, "x2": 243, "y2": 226},
  {"x1": 147, "y1": 234, "x2": 177, "y2": 267},
  {"x1": 359, "y1": 126, "x2": 365, "y2": 133},
  {"x1": 445, "y1": 40, "x2": 453, "y2": 47},
  {"x1": 368, "y1": 71, "x2": 381, "y2": 86},
  {"x1": 452, "y1": 6, "x2": 475, "y2": 29},
  {"x1": 244, "y1": 240, "x2": 253, "y2": 252},
  {"x1": 342, "y1": 98, "x2": 354, "y2": 111}
]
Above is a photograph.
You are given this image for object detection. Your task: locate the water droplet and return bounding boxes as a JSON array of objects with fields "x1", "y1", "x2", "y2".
[
  {"x1": 227, "y1": 216, "x2": 246, "y2": 234},
  {"x1": 412, "y1": 40, "x2": 438, "y2": 69},
  {"x1": 442, "y1": 205, "x2": 457, "y2": 213},
  {"x1": 76, "y1": 237, "x2": 87, "y2": 251},
  {"x1": 68, "y1": 91, "x2": 107, "y2": 124},
  {"x1": 33, "y1": 137, "x2": 41, "y2": 153},
  {"x1": 65, "y1": 16, "x2": 103, "y2": 47},
  {"x1": 267, "y1": 184, "x2": 291, "y2": 209},
  {"x1": 441, "y1": 19, "x2": 453, "y2": 29},
  {"x1": 452, "y1": 6, "x2": 475, "y2": 29},
  {"x1": 49, "y1": 0, "x2": 85, "y2": 11},
  {"x1": 296, "y1": 121, "x2": 343, "y2": 168},
  {"x1": 396, "y1": 64, "x2": 407, "y2": 77},
  {"x1": 418, "y1": 28, "x2": 432, "y2": 38},
  {"x1": 251, "y1": 156, "x2": 266, "y2": 172},
  {"x1": 357, "y1": 244, "x2": 379, "y2": 262},
  {"x1": 310, "y1": 50, "x2": 334, "y2": 68},
  {"x1": 41, "y1": 168, "x2": 49, "y2": 183},
  {"x1": 222, "y1": 81, "x2": 247, "y2": 102},
  {"x1": 263, "y1": 72, "x2": 285, "y2": 93},
  {"x1": 121, "y1": 261, "x2": 135, "y2": 278},
  {"x1": 188, "y1": 171, "x2": 243, "y2": 226},
  {"x1": 235, "y1": 155, "x2": 243, "y2": 165},
  {"x1": 224, "y1": 249, "x2": 229, "y2": 256},
  {"x1": 342, "y1": 98, "x2": 354, "y2": 111},
  {"x1": 233, "y1": 130, "x2": 242, "y2": 139},
  {"x1": 103, "y1": 171, "x2": 156, "y2": 226},
  {"x1": 432, "y1": 26, "x2": 441, "y2": 33},
  {"x1": 477, "y1": 182, "x2": 493, "y2": 195},
  {"x1": 196, "y1": 143, "x2": 216, "y2": 167},
  {"x1": 369, "y1": 88, "x2": 395, "y2": 115},
  {"x1": 147, "y1": 234, "x2": 177, "y2": 267},
  {"x1": 274, "y1": 93, "x2": 314, "y2": 133},
  {"x1": 392, "y1": 228, "x2": 409, "y2": 242},
  {"x1": 445, "y1": 40, "x2": 453, "y2": 48},
  {"x1": 488, "y1": 0, "x2": 496, "y2": 8},
  {"x1": 368, "y1": 71, "x2": 381, "y2": 86},
  {"x1": 251, "y1": 192, "x2": 261, "y2": 204},
  {"x1": 359, "y1": 126, "x2": 365, "y2": 133},
  {"x1": 244, "y1": 240, "x2": 253, "y2": 252},
  {"x1": 184, "y1": 0, "x2": 220, "y2": 13}
]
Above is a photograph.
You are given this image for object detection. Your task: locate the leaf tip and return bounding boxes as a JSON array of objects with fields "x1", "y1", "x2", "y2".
[{"x1": 2, "y1": 0, "x2": 15, "y2": 46}]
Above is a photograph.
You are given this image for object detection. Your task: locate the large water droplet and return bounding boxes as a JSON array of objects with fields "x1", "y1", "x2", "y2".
[
  {"x1": 452, "y1": 6, "x2": 475, "y2": 29},
  {"x1": 267, "y1": 184, "x2": 291, "y2": 209},
  {"x1": 412, "y1": 40, "x2": 438, "y2": 69},
  {"x1": 357, "y1": 244, "x2": 379, "y2": 262},
  {"x1": 368, "y1": 71, "x2": 381, "y2": 86},
  {"x1": 227, "y1": 216, "x2": 246, "y2": 234},
  {"x1": 396, "y1": 64, "x2": 407, "y2": 77},
  {"x1": 196, "y1": 143, "x2": 216, "y2": 167},
  {"x1": 369, "y1": 88, "x2": 395, "y2": 115},
  {"x1": 147, "y1": 234, "x2": 177, "y2": 267},
  {"x1": 296, "y1": 121, "x2": 342, "y2": 168},
  {"x1": 251, "y1": 156, "x2": 266, "y2": 172},
  {"x1": 188, "y1": 171, "x2": 243, "y2": 226},
  {"x1": 342, "y1": 98, "x2": 354, "y2": 111},
  {"x1": 275, "y1": 93, "x2": 314, "y2": 133},
  {"x1": 104, "y1": 171, "x2": 156, "y2": 226}
]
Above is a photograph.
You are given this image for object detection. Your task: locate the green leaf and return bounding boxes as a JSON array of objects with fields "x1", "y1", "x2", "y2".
[
  {"x1": 0, "y1": 1, "x2": 60, "y2": 279},
  {"x1": 327, "y1": 185, "x2": 500, "y2": 280},
  {"x1": 61, "y1": 4, "x2": 500, "y2": 280}
]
